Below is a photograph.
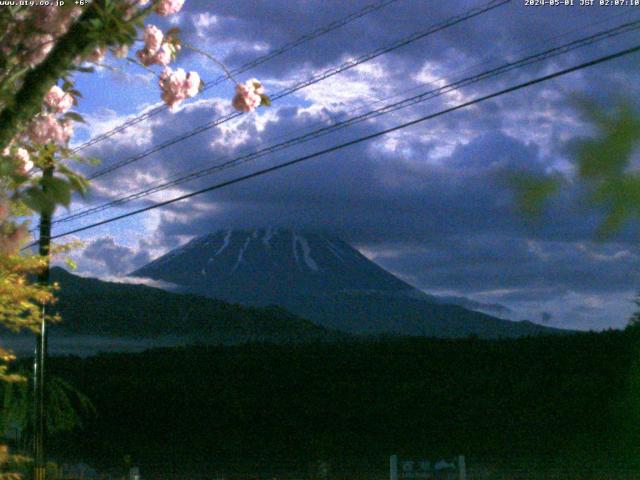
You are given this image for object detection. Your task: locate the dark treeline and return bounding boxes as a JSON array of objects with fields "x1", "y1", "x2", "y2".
[{"x1": 38, "y1": 329, "x2": 640, "y2": 476}]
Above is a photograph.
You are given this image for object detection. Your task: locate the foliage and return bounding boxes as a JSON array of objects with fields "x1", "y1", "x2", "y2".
[
  {"x1": 512, "y1": 100, "x2": 640, "y2": 329},
  {"x1": 0, "y1": 370, "x2": 95, "y2": 442},
  {"x1": 42, "y1": 330, "x2": 640, "y2": 476},
  {"x1": 0, "y1": 1, "x2": 199, "y2": 474},
  {"x1": 514, "y1": 100, "x2": 640, "y2": 236},
  {"x1": 48, "y1": 267, "x2": 339, "y2": 341},
  {"x1": 0, "y1": 1, "x2": 272, "y2": 475}
]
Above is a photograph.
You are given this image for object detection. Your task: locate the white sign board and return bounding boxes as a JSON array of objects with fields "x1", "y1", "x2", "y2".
[{"x1": 390, "y1": 455, "x2": 465, "y2": 480}]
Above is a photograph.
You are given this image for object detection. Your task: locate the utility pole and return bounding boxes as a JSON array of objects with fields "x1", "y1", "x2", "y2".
[{"x1": 33, "y1": 163, "x2": 54, "y2": 480}]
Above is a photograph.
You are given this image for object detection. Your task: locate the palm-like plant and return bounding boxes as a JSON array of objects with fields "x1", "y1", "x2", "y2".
[{"x1": 0, "y1": 371, "x2": 94, "y2": 451}]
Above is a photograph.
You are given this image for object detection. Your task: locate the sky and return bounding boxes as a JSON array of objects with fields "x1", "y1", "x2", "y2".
[{"x1": 54, "y1": 0, "x2": 640, "y2": 331}]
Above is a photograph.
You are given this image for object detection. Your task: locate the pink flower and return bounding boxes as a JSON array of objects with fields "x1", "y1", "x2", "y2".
[
  {"x1": 159, "y1": 68, "x2": 200, "y2": 109},
  {"x1": 14, "y1": 148, "x2": 33, "y2": 174},
  {"x1": 137, "y1": 43, "x2": 173, "y2": 67},
  {"x1": 25, "y1": 34, "x2": 54, "y2": 66},
  {"x1": 232, "y1": 81, "x2": 263, "y2": 113},
  {"x1": 184, "y1": 71, "x2": 201, "y2": 98},
  {"x1": 136, "y1": 25, "x2": 177, "y2": 66},
  {"x1": 246, "y1": 78, "x2": 265, "y2": 95},
  {"x1": 114, "y1": 44, "x2": 129, "y2": 58},
  {"x1": 2, "y1": 147, "x2": 33, "y2": 174},
  {"x1": 44, "y1": 85, "x2": 74, "y2": 114},
  {"x1": 86, "y1": 47, "x2": 106, "y2": 64},
  {"x1": 32, "y1": 6, "x2": 82, "y2": 37},
  {"x1": 61, "y1": 119, "x2": 74, "y2": 142},
  {"x1": 0, "y1": 224, "x2": 29, "y2": 256},
  {"x1": 28, "y1": 115, "x2": 72, "y2": 145},
  {"x1": 155, "y1": 0, "x2": 185, "y2": 16},
  {"x1": 143, "y1": 24, "x2": 163, "y2": 54},
  {"x1": 153, "y1": 43, "x2": 173, "y2": 66}
]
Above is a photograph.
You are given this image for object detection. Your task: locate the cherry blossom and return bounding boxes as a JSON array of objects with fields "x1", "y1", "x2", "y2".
[
  {"x1": 159, "y1": 68, "x2": 200, "y2": 109},
  {"x1": 28, "y1": 115, "x2": 73, "y2": 146},
  {"x1": 33, "y1": 6, "x2": 82, "y2": 37},
  {"x1": 14, "y1": 148, "x2": 33, "y2": 174},
  {"x1": 2, "y1": 146, "x2": 33, "y2": 175},
  {"x1": 0, "y1": 225, "x2": 28, "y2": 256},
  {"x1": 136, "y1": 24, "x2": 179, "y2": 67},
  {"x1": 155, "y1": 0, "x2": 186, "y2": 16},
  {"x1": 138, "y1": 42, "x2": 174, "y2": 67},
  {"x1": 246, "y1": 78, "x2": 265, "y2": 95},
  {"x1": 114, "y1": 45, "x2": 129, "y2": 59},
  {"x1": 154, "y1": 43, "x2": 174, "y2": 66},
  {"x1": 24, "y1": 34, "x2": 54, "y2": 66},
  {"x1": 232, "y1": 80, "x2": 265, "y2": 113},
  {"x1": 143, "y1": 24, "x2": 164, "y2": 54},
  {"x1": 86, "y1": 47, "x2": 106, "y2": 64},
  {"x1": 44, "y1": 86, "x2": 74, "y2": 114}
]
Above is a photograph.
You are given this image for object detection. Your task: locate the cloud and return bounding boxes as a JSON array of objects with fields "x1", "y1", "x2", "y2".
[
  {"x1": 65, "y1": 0, "x2": 640, "y2": 330},
  {"x1": 80, "y1": 237, "x2": 152, "y2": 276}
]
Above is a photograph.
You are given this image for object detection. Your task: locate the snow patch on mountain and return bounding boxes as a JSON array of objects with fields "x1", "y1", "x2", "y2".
[
  {"x1": 215, "y1": 230, "x2": 232, "y2": 256},
  {"x1": 233, "y1": 236, "x2": 252, "y2": 272}
]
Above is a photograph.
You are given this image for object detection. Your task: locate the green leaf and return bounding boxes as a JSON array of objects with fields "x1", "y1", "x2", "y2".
[
  {"x1": 74, "y1": 66, "x2": 95, "y2": 74},
  {"x1": 64, "y1": 257, "x2": 78, "y2": 271},
  {"x1": 65, "y1": 173, "x2": 89, "y2": 196},
  {"x1": 22, "y1": 187, "x2": 50, "y2": 213},
  {"x1": 42, "y1": 176, "x2": 72, "y2": 208},
  {"x1": 89, "y1": 18, "x2": 103, "y2": 30},
  {"x1": 510, "y1": 173, "x2": 562, "y2": 219},
  {"x1": 575, "y1": 103, "x2": 640, "y2": 180},
  {"x1": 64, "y1": 112, "x2": 86, "y2": 124},
  {"x1": 260, "y1": 94, "x2": 272, "y2": 107}
]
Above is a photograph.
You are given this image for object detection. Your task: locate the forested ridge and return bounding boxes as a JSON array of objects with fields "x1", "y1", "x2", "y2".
[{"x1": 35, "y1": 328, "x2": 640, "y2": 476}]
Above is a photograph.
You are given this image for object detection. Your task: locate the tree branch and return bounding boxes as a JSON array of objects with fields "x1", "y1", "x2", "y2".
[{"x1": 0, "y1": 4, "x2": 106, "y2": 150}]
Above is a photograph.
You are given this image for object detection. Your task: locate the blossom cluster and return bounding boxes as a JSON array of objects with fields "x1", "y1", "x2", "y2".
[
  {"x1": 155, "y1": 0, "x2": 186, "y2": 16},
  {"x1": 232, "y1": 79, "x2": 267, "y2": 112},
  {"x1": 2, "y1": 146, "x2": 33, "y2": 175},
  {"x1": 2, "y1": 0, "x2": 268, "y2": 190},
  {"x1": 0, "y1": 221, "x2": 28, "y2": 256},
  {"x1": 24, "y1": 6, "x2": 83, "y2": 66},
  {"x1": 28, "y1": 114, "x2": 74, "y2": 146},
  {"x1": 159, "y1": 68, "x2": 201, "y2": 110},
  {"x1": 22, "y1": 84, "x2": 76, "y2": 147},
  {"x1": 0, "y1": 190, "x2": 29, "y2": 255},
  {"x1": 4, "y1": 0, "x2": 186, "y2": 71},
  {"x1": 136, "y1": 24, "x2": 178, "y2": 67},
  {"x1": 44, "y1": 86, "x2": 74, "y2": 114}
]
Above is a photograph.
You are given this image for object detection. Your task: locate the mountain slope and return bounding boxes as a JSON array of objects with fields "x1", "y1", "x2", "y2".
[
  {"x1": 132, "y1": 229, "x2": 567, "y2": 338},
  {"x1": 45, "y1": 267, "x2": 343, "y2": 343},
  {"x1": 133, "y1": 228, "x2": 418, "y2": 304}
]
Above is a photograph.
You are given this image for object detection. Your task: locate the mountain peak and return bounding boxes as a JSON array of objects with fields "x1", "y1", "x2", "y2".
[
  {"x1": 132, "y1": 228, "x2": 417, "y2": 304},
  {"x1": 131, "y1": 229, "x2": 562, "y2": 337}
]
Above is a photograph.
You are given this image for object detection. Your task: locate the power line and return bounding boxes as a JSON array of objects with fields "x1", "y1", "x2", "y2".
[
  {"x1": 51, "y1": 18, "x2": 640, "y2": 226},
  {"x1": 70, "y1": 0, "x2": 400, "y2": 154},
  {"x1": 41, "y1": 43, "x2": 640, "y2": 243},
  {"x1": 84, "y1": 0, "x2": 510, "y2": 180}
]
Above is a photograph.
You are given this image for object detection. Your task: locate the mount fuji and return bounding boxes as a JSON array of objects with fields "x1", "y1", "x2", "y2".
[{"x1": 131, "y1": 229, "x2": 566, "y2": 337}]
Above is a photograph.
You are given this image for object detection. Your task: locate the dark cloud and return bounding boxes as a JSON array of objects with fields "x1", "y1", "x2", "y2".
[
  {"x1": 66, "y1": 0, "x2": 640, "y2": 329},
  {"x1": 81, "y1": 237, "x2": 151, "y2": 276}
]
